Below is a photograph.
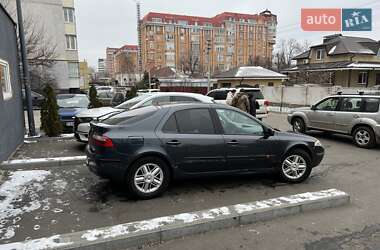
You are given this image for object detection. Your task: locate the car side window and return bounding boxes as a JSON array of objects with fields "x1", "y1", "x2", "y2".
[
  {"x1": 315, "y1": 97, "x2": 339, "y2": 111},
  {"x1": 172, "y1": 96, "x2": 198, "y2": 102},
  {"x1": 364, "y1": 98, "x2": 380, "y2": 113},
  {"x1": 162, "y1": 114, "x2": 178, "y2": 133},
  {"x1": 175, "y1": 109, "x2": 215, "y2": 134},
  {"x1": 141, "y1": 96, "x2": 170, "y2": 107},
  {"x1": 216, "y1": 109, "x2": 264, "y2": 135},
  {"x1": 339, "y1": 97, "x2": 363, "y2": 112}
]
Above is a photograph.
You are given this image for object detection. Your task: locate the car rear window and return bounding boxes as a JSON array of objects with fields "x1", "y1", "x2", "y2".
[
  {"x1": 243, "y1": 90, "x2": 264, "y2": 99},
  {"x1": 174, "y1": 109, "x2": 215, "y2": 134},
  {"x1": 103, "y1": 106, "x2": 158, "y2": 125},
  {"x1": 364, "y1": 98, "x2": 380, "y2": 113},
  {"x1": 208, "y1": 90, "x2": 228, "y2": 100}
]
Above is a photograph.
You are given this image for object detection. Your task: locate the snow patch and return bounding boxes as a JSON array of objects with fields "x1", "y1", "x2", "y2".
[
  {"x1": 3, "y1": 156, "x2": 86, "y2": 165},
  {"x1": 328, "y1": 45, "x2": 336, "y2": 54},
  {"x1": 0, "y1": 235, "x2": 73, "y2": 250},
  {"x1": 0, "y1": 170, "x2": 50, "y2": 240}
]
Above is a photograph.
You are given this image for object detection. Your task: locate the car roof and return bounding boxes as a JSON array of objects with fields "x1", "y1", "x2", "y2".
[
  {"x1": 139, "y1": 92, "x2": 212, "y2": 101},
  {"x1": 57, "y1": 94, "x2": 87, "y2": 97},
  {"x1": 157, "y1": 102, "x2": 231, "y2": 110},
  {"x1": 330, "y1": 95, "x2": 380, "y2": 98}
]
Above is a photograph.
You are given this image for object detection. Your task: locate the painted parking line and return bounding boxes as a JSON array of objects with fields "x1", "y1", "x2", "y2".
[
  {"x1": 1, "y1": 156, "x2": 86, "y2": 169},
  {"x1": 0, "y1": 189, "x2": 349, "y2": 250}
]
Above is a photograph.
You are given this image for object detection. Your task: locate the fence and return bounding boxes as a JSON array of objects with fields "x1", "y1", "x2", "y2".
[{"x1": 261, "y1": 85, "x2": 380, "y2": 112}]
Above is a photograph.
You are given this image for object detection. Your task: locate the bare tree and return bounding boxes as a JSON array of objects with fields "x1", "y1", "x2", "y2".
[
  {"x1": 179, "y1": 55, "x2": 200, "y2": 76},
  {"x1": 273, "y1": 39, "x2": 311, "y2": 72}
]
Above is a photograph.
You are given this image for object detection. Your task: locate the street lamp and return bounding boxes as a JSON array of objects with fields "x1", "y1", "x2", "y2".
[{"x1": 16, "y1": 0, "x2": 36, "y2": 136}]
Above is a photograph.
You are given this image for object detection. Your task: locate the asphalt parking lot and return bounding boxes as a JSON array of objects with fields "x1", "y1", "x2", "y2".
[{"x1": 2, "y1": 113, "x2": 380, "y2": 249}]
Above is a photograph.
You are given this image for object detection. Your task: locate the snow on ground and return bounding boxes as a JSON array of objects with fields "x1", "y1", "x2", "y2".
[
  {"x1": 0, "y1": 235, "x2": 73, "y2": 250},
  {"x1": 0, "y1": 170, "x2": 51, "y2": 240}
]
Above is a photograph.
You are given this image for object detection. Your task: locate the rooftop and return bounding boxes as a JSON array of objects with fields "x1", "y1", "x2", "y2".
[
  {"x1": 213, "y1": 66, "x2": 287, "y2": 79},
  {"x1": 142, "y1": 10, "x2": 276, "y2": 27},
  {"x1": 293, "y1": 34, "x2": 380, "y2": 60}
]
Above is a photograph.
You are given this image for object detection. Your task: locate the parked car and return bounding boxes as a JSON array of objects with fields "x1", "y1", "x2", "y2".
[
  {"x1": 22, "y1": 89, "x2": 45, "y2": 109},
  {"x1": 56, "y1": 94, "x2": 90, "y2": 132},
  {"x1": 288, "y1": 94, "x2": 380, "y2": 149},
  {"x1": 75, "y1": 92, "x2": 214, "y2": 142},
  {"x1": 207, "y1": 88, "x2": 269, "y2": 119},
  {"x1": 86, "y1": 103, "x2": 324, "y2": 199}
]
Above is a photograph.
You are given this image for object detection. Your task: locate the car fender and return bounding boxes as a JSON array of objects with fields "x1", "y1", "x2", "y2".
[
  {"x1": 127, "y1": 146, "x2": 175, "y2": 172},
  {"x1": 289, "y1": 112, "x2": 310, "y2": 127},
  {"x1": 350, "y1": 118, "x2": 379, "y2": 135},
  {"x1": 283, "y1": 141, "x2": 313, "y2": 162}
]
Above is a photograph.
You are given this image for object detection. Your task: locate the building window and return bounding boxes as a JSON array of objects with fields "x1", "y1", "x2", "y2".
[
  {"x1": 152, "y1": 18, "x2": 162, "y2": 23},
  {"x1": 68, "y1": 62, "x2": 79, "y2": 78},
  {"x1": 63, "y1": 8, "x2": 75, "y2": 23},
  {"x1": 316, "y1": 49, "x2": 324, "y2": 60},
  {"x1": 358, "y1": 72, "x2": 368, "y2": 84},
  {"x1": 0, "y1": 59, "x2": 12, "y2": 100},
  {"x1": 66, "y1": 35, "x2": 77, "y2": 50}
]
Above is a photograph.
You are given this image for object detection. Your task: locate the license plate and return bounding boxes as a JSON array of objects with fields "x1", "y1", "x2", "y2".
[{"x1": 66, "y1": 122, "x2": 74, "y2": 126}]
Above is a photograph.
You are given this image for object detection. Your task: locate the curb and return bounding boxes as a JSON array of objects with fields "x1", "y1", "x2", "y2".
[
  {"x1": 0, "y1": 189, "x2": 350, "y2": 250},
  {"x1": 0, "y1": 156, "x2": 86, "y2": 169},
  {"x1": 24, "y1": 134, "x2": 75, "y2": 142}
]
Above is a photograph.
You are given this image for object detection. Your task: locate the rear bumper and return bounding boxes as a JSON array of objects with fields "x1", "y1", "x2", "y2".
[
  {"x1": 256, "y1": 113, "x2": 269, "y2": 119},
  {"x1": 86, "y1": 146, "x2": 126, "y2": 182}
]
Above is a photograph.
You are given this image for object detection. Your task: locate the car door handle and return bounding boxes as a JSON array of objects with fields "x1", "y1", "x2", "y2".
[
  {"x1": 166, "y1": 140, "x2": 181, "y2": 146},
  {"x1": 227, "y1": 140, "x2": 239, "y2": 145}
]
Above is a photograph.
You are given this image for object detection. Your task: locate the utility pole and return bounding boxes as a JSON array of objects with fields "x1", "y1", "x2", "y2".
[
  {"x1": 16, "y1": 0, "x2": 36, "y2": 136},
  {"x1": 135, "y1": 1, "x2": 143, "y2": 83},
  {"x1": 206, "y1": 39, "x2": 212, "y2": 92}
]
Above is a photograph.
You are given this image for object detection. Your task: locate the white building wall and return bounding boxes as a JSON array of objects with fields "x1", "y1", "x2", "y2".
[{"x1": 6, "y1": 0, "x2": 80, "y2": 91}]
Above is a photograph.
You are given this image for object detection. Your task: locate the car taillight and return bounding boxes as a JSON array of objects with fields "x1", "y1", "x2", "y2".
[
  {"x1": 264, "y1": 100, "x2": 270, "y2": 106},
  {"x1": 91, "y1": 134, "x2": 114, "y2": 148}
]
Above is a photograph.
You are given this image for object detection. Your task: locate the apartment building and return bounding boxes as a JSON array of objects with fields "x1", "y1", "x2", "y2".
[
  {"x1": 98, "y1": 58, "x2": 105, "y2": 75},
  {"x1": 5, "y1": 0, "x2": 80, "y2": 92},
  {"x1": 141, "y1": 10, "x2": 277, "y2": 74},
  {"x1": 113, "y1": 45, "x2": 139, "y2": 85},
  {"x1": 105, "y1": 47, "x2": 118, "y2": 77}
]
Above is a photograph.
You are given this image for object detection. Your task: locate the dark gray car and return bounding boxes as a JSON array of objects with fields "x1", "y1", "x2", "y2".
[{"x1": 86, "y1": 103, "x2": 324, "y2": 199}]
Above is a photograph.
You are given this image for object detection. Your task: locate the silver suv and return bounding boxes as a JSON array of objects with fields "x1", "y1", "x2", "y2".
[{"x1": 287, "y1": 94, "x2": 380, "y2": 148}]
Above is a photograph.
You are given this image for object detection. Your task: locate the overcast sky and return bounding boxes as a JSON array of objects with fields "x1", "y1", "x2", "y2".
[{"x1": 75, "y1": 0, "x2": 380, "y2": 68}]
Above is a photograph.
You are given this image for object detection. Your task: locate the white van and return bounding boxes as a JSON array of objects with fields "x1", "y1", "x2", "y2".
[{"x1": 207, "y1": 88, "x2": 269, "y2": 119}]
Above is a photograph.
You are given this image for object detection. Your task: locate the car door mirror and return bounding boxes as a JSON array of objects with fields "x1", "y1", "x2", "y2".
[
  {"x1": 311, "y1": 105, "x2": 316, "y2": 110},
  {"x1": 263, "y1": 126, "x2": 274, "y2": 138}
]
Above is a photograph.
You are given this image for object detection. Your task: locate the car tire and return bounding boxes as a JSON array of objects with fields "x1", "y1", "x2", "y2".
[
  {"x1": 292, "y1": 118, "x2": 306, "y2": 134},
  {"x1": 279, "y1": 149, "x2": 312, "y2": 183},
  {"x1": 126, "y1": 157, "x2": 170, "y2": 199},
  {"x1": 353, "y1": 126, "x2": 376, "y2": 149}
]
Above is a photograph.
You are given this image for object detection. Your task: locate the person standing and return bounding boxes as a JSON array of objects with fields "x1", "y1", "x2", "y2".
[
  {"x1": 231, "y1": 91, "x2": 250, "y2": 113},
  {"x1": 248, "y1": 93, "x2": 260, "y2": 117},
  {"x1": 226, "y1": 89, "x2": 236, "y2": 106}
]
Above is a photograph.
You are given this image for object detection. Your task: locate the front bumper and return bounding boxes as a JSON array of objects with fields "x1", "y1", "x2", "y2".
[
  {"x1": 75, "y1": 122, "x2": 91, "y2": 142},
  {"x1": 312, "y1": 146, "x2": 325, "y2": 167}
]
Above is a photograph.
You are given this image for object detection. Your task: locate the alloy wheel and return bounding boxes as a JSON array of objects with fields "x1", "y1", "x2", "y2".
[
  {"x1": 355, "y1": 130, "x2": 370, "y2": 146},
  {"x1": 282, "y1": 155, "x2": 307, "y2": 180},
  {"x1": 134, "y1": 163, "x2": 164, "y2": 194}
]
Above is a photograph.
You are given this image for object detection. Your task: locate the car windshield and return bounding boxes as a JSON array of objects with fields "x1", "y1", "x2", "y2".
[
  {"x1": 115, "y1": 94, "x2": 153, "y2": 109},
  {"x1": 57, "y1": 95, "x2": 89, "y2": 108}
]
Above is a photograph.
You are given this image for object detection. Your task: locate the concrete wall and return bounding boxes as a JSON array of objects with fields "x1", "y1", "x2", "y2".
[
  {"x1": 261, "y1": 85, "x2": 378, "y2": 108},
  {"x1": 0, "y1": 6, "x2": 24, "y2": 162}
]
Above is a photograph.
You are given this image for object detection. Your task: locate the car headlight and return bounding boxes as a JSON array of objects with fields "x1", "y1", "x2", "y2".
[
  {"x1": 79, "y1": 117, "x2": 93, "y2": 123},
  {"x1": 314, "y1": 140, "x2": 323, "y2": 147}
]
